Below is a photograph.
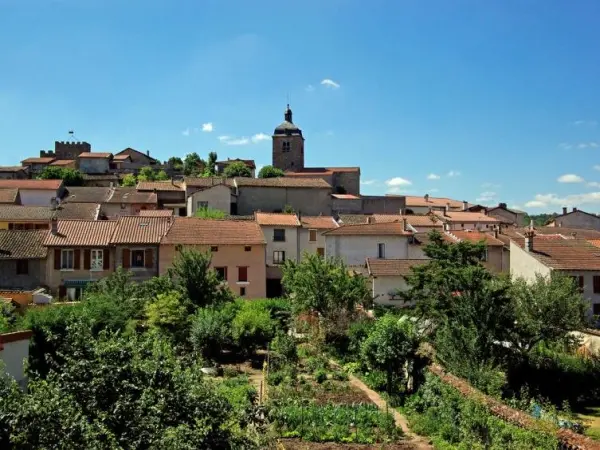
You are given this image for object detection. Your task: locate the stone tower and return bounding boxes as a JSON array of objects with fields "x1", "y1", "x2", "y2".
[{"x1": 272, "y1": 105, "x2": 304, "y2": 172}]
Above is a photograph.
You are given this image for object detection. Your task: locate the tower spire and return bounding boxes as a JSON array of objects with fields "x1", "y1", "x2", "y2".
[{"x1": 284, "y1": 104, "x2": 293, "y2": 123}]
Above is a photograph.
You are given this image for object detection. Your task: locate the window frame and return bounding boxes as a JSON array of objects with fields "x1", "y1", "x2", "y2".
[
  {"x1": 481, "y1": 248, "x2": 488, "y2": 262},
  {"x1": 61, "y1": 249, "x2": 74, "y2": 270},
  {"x1": 273, "y1": 250, "x2": 286, "y2": 265},
  {"x1": 210, "y1": 246, "x2": 219, "y2": 252},
  {"x1": 309, "y1": 229, "x2": 317, "y2": 242},
  {"x1": 282, "y1": 141, "x2": 291, "y2": 153},
  {"x1": 377, "y1": 243, "x2": 385, "y2": 259},
  {"x1": 238, "y1": 266, "x2": 248, "y2": 283},
  {"x1": 244, "y1": 246, "x2": 252, "y2": 252},
  {"x1": 317, "y1": 247, "x2": 325, "y2": 257},
  {"x1": 594, "y1": 275, "x2": 600, "y2": 294},
  {"x1": 240, "y1": 286, "x2": 246, "y2": 297},
  {"x1": 131, "y1": 249, "x2": 145, "y2": 268},
  {"x1": 15, "y1": 259, "x2": 29, "y2": 275},
  {"x1": 273, "y1": 228, "x2": 286, "y2": 242},
  {"x1": 90, "y1": 249, "x2": 104, "y2": 271}
]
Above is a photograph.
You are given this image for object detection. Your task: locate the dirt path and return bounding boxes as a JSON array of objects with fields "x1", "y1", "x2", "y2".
[{"x1": 329, "y1": 360, "x2": 433, "y2": 450}]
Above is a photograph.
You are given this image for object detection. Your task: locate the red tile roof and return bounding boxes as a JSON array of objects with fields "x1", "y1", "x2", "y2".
[
  {"x1": 106, "y1": 188, "x2": 157, "y2": 204},
  {"x1": 522, "y1": 238, "x2": 600, "y2": 271},
  {"x1": 300, "y1": 216, "x2": 338, "y2": 229},
  {"x1": 0, "y1": 179, "x2": 63, "y2": 190},
  {"x1": 49, "y1": 159, "x2": 75, "y2": 166},
  {"x1": 235, "y1": 177, "x2": 331, "y2": 188},
  {"x1": 136, "y1": 181, "x2": 183, "y2": 191},
  {"x1": 21, "y1": 157, "x2": 55, "y2": 164},
  {"x1": 139, "y1": 209, "x2": 174, "y2": 217},
  {"x1": 447, "y1": 230, "x2": 505, "y2": 246},
  {"x1": 113, "y1": 154, "x2": 131, "y2": 161},
  {"x1": 331, "y1": 194, "x2": 360, "y2": 199},
  {"x1": 255, "y1": 212, "x2": 300, "y2": 227},
  {"x1": 111, "y1": 216, "x2": 172, "y2": 244},
  {"x1": 372, "y1": 214, "x2": 445, "y2": 228},
  {"x1": 161, "y1": 217, "x2": 265, "y2": 245},
  {"x1": 287, "y1": 167, "x2": 360, "y2": 175},
  {"x1": 366, "y1": 258, "x2": 428, "y2": 277},
  {"x1": 323, "y1": 222, "x2": 412, "y2": 236},
  {"x1": 405, "y1": 195, "x2": 465, "y2": 208},
  {"x1": 183, "y1": 177, "x2": 232, "y2": 188},
  {"x1": 434, "y1": 211, "x2": 500, "y2": 223},
  {"x1": 0, "y1": 166, "x2": 27, "y2": 173},
  {"x1": 0, "y1": 230, "x2": 48, "y2": 259},
  {"x1": 44, "y1": 220, "x2": 118, "y2": 247},
  {"x1": 0, "y1": 189, "x2": 19, "y2": 204},
  {"x1": 78, "y1": 152, "x2": 113, "y2": 159}
]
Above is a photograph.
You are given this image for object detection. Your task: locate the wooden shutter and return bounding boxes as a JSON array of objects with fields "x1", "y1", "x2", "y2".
[
  {"x1": 103, "y1": 249, "x2": 110, "y2": 270},
  {"x1": 74, "y1": 249, "x2": 81, "y2": 270},
  {"x1": 54, "y1": 249, "x2": 61, "y2": 270},
  {"x1": 83, "y1": 249, "x2": 91, "y2": 270},
  {"x1": 144, "y1": 249, "x2": 153, "y2": 269},
  {"x1": 238, "y1": 266, "x2": 248, "y2": 282},
  {"x1": 58, "y1": 285, "x2": 66, "y2": 298},
  {"x1": 122, "y1": 249, "x2": 130, "y2": 268}
]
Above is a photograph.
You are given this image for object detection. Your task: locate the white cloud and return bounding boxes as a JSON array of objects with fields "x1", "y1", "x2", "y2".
[
  {"x1": 321, "y1": 79, "x2": 340, "y2": 89},
  {"x1": 202, "y1": 122, "x2": 213, "y2": 132},
  {"x1": 559, "y1": 143, "x2": 573, "y2": 150},
  {"x1": 427, "y1": 173, "x2": 440, "y2": 180},
  {"x1": 476, "y1": 191, "x2": 497, "y2": 203},
  {"x1": 588, "y1": 182, "x2": 600, "y2": 188},
  {"x1": 224, "y1": 137, "x2": 250, "y2": 146},
  {"x1": 525, "y1": 200, "x2": 547, "y2": 208},
  {"x1": 559, "y1": 142, "x2": 598, "y2": 150},
  {"x1": 305, "y1": 84, "x2": 315, "y2": 92},
  {"x1": 595, "y1": 165, "x2": 600, "y2": 171},
  {"x1": 447, "y1": 170, "x2": 461, "y2": 177},
  {"x1": 360, "y1": 179, "x2": 377, "y2": 185},
  {"x1": 590, "y1": 142, "x2": 599, "y2": 148},
  {"x1": 573, "y1": 120, "x2": 597, "y2": 127},
  {"x1": 218, "y1": 135, "x2": 230, "y2": 142},
  {"x1": 524, "y1": 192, "x2": 600, "y2": 209},
  {"x1": 481, "y1": 182, "x2": 501, "y2": 188},
  {"x1": 251, "y1": 133, "x2": 270, "y2": 143},
  {"x1": 181, "y1": 128, "x2": 190, "y2": 137},
  {"x1": 557, "y1": 174, "x2": 584, "y2": 183},
  {"x1": 385, "y1": 177, "x2": 412, "y2": 187},
  {"x1": 578, "y1": 143, "x2": 588, "y2": 149}
]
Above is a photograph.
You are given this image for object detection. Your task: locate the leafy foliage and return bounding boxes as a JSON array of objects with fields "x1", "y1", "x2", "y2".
[
  {"x1": 137, "y1": 165, "x2": 157, "y2": 182},
  {"x1": 232, "y1": 301, "x2": 276, "y2": 354},
  {"x1": 38, "y1": 167, "x2": 84, "y2": 186},
  {"x1": 144, "y1": 290, "x2": 190, "y2": 340},
  {"x1": 183, "y1": 152, "x2": 205, "y2": 176},
  {"x1": 195, "y1": 206, "x2": 226, "y2": 219},
  {"x1": 168, "y1": 156, "x2": 184, "y2": 170},
  {"x1": 258, "y1": 165, "x2": 285, "y2": 178},
  {"x1": 155, "y1": 169, "x2": 169, "y2": 181},
  {"x1": 205, "y1": 151, "x2": 218, "y2": 176},
  {"x1": 223, "y1": 161, "x2": 252, "y2": 178},
  {"x1": 190, "y1": 305, "x2": 235, "y2": 360},
  {"x1": 121, "y1": 173, "x2": 137, "y2": 187}
]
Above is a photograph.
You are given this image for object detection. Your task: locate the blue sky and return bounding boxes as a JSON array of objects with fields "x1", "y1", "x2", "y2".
[{"x1": 1, "y1": 0, "x2": 600, "y2": 213}]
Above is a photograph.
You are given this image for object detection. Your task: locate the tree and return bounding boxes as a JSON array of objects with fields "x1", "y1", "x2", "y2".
[
  {"x1": 137, "y1": 166, "x2": 156, "y2": 182},
  {"x1": 39, "y1": 167, "x2": 84, "y2": 186},
  {"x1": 231, "y1": 302, "x2": 275, "y2": 355},
  {"x1": 121, "y1": 173, "x2": 137, "y2": 187},
  {"x1": 223, "y1": 161, "x2": 252, "y2": 178},
  {"x1": 282, "y1": 204, "x2": 295, "y2": 214},
  {"x1": 145, "y1": 291, "x2": 191, "y2": 341},
  {"x1": 190, "y1": 306, "x2": 235, "y2": 360},
  {"x1": 195, "y1": 207, "x2": 226, "y2": 219},
  {"x1": 168, "y1": 248, "x2": 233, "y2": 310},
  {"x1": 258, "y1": 165, "x2": 284, "y2": 178},
  {"x1": 155, "y1": 169, "x2": 170, "y2": 181},
  {"x1": 205, "y1": 151, "x2": 218, "y2": 176},
  {"x1": 168, "y1": 156, "x2": 184, "y2": 170},
  {"x1": 183, "y1": 152, "x2": 205, "y2": 176}
]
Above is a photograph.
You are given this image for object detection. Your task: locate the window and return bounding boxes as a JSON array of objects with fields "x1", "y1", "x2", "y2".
[
  {"x1": 273, "y1": 251, "x2": 286, "y2": 265},
  {"x1": 131, "y1": 249, "x2": 145, "y2": 268},
  {"x1": 595, "y1": 276, "x2": 600, "y2": 294},
  {"x1": 282, "y1": 141, "x2": 291, "y2": 152},
  {"x1": 317, "y1": 247, "x2": 325, "y2": 257},
  {"x1": 571, "y1": 275, "x2": 584, "y2": 293},
  {"x1": 66, "y1": 287, "x2": 82, "y2": 301},
  {"x1": 215, "y1": 267, "x2": 227, "y2": 281},
  {"x1": 238, "y1": 266, "x2": 248, "y2": 282},
  {"x1": 196, "y1": 201, "x2": 208, "y2": 210},
  {"x1": 594, "y1": 303, "x2": 600, "y2": 316},
  {"x1": 309, "y1": 229, "x2": 317, "y2": 242},
  {"x1": 461, "y1": 223, "x2": 465, "y2": 228},
  {"x1": 211, "y1": 246, "x2": 219, "y2": 252},
  {"x1": 240, "y1": 287, "x2": 246, "y2": 297},
  {"x1": 16, "y1": 259, "x2": 28, "y2": 275},
  {"x1": 90, "y1": 249, "x2": 103, "y2": 271},
  {"x1": 481, "y1": 248, "x2": 488, "y2": 262},
  {"x1": 61, "y1": 249, "x2": 74, "y2": 270},
  {"x1": 245, "y1": 246, "x2": 252, "y2": 252},
  {"x1": 273, "y1": 229, "x2": 286, "y2": 242},
  {"x1": 377, "y1": 243, "x2": 385, "y2": 259}
]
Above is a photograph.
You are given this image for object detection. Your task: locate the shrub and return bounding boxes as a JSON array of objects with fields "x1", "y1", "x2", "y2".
[
  {"x1": 222, "y1": 366, "x2": 241, "y2": 378},
  {"x1": 190, "y1": 307, "x2": 232, "y2": 360},
  {"x1": 314, "y1": 369, "x2": 328, "y2": 384},
  {"x1": 271, "y1": 332, "x2": 298, "y2": 363},
  {"x1": 305, "y1": 355, "x2": 328, "y2": 372},
  {"x1": 232, "y1": 302, "x2": 276, "y2": 354},
  {"x1": 268, "y1": 371, "x2": 285, "y2": 386},
  {"x1": 332, "y1": 370, "x2": 349, "y2": 381}
]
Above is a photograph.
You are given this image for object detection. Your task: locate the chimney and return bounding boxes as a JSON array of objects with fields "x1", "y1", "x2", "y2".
[
  {"x1": 50, "y1": 197, "x2": 58, "y2": 211},
  {"x1": 493, "y1": 225, "x2": 499, "y2": 239},
  {"x1": 51, "y1": 216, "x2": 58, "y2": 235},
  {"x1": 297, "y1": 211, "x2": 302, "y2": 222},
  {"x1": 146, "y1": 150, "x2": 150, "y2": 157},
  {"x1": 563, "y1": 207, "x2": 567, "y2": 215},
  {"x1": 524, "y1": 220, "x2": 535, "y2": 252},
  {"x1": 573, "y1": 207, "x2": 578, "y2": 212},
  {"x1": 424, "y1": 193, "x2": 429, "y2": 202},
  {"x1": 462, "y1": 200, "x2": 468, "y2": 211},
  {"x1": 444, "y1": 205, "x2": 449, "y2": 216},
  {"x1": 367, "y1": 216, "x2": 374, "y2": 224}
]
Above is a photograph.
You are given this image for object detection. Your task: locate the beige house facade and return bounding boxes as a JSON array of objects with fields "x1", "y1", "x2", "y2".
[{"x1": 186, "y1": 184, "x2": 233, "y2": 216}]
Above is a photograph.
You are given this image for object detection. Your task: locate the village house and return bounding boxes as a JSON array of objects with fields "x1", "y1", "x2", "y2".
[
  {"x1": 509, "y1": 227, "x2": 600, "y2": 317},
  {"x1": 433, "y1": 209, "x2": 500, "y2": 231},
  {"x1": 48, "y1": 159, "x2": 77, "y2": 170},
  {"x1": 486, "y1": 203, "x2": 526, "y2": 226},
  {"x1": 101, "y1": 188, "x2": 158, "y2": 218},
  {"x1": 110, "y1": 216, "x2": 172, "y2": 283},
  {"x1": 183, "y1": 179, "x2": 234, "y2": 216},
  {"x1": 0, "y1": 179, "x2": 65, "y2": 206},
  {"x1": 0, "y1": 330, "x2": 34, "y2": 390},
  {"x1": 20, "y1": 157, "x2": 55, "y2": 175},
  {"x1": 0, "y1": 189, "x2": 20, "y2": 205},
  {"x1": 0, "y1": 166, "x2": 29, "y2": 180},
  {"x1": 255, "y1": 212, "x2": 301, "y2": 298},
  {"x1": 366, "y1": 258, "x2": 427, "y2": 306},
  {"x1": 160, "y1": 218, "x2": 267, "y2": 298},
  {"x1": 113, "y1": 148, "x2": 160, "y2": 172},
  {"x1": 137, "y1": 180, "x2": 185, "y2": 215},
  {"x1": 0, "y1": 203, "x2": 100, "y2": 230},
  {"x1": 62, "y1": 186, "x2": 113, "y2": 204},
  {"x1": 0, "y1": 229, "x2": 48, "y2": 290},
  {"x1": 81, "y1": 174, "x2": 122, "y2": 188},
  {"x1": 298, "y1": 215, "x2": 338, "y2": 258},
  {"x1": 546, "y1": 207, "x2": 600, "y2": 231},
  {"x1": 323, "y1": 221, "x2": 414, "y2": 267},
  {"x1": 445, "y1": 230, "x2": 508, "y2": 273},
  {"x1": 77, "y1": 152, "x2": 113, "y2": 174},
  {"x1": 43, "y1": 219, "x2": 117, "y2": 299},
  {"x1": 404, "y1": 194, "x2": 468, "y2": 214},
  {"x1": 215, "y1": 159, "x2": 257, "y2": 178}
]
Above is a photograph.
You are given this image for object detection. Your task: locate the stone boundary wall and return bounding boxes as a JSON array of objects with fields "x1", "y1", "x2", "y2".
[{"x1": 429, "y1": 364, "x2": 600, "y2": 450}]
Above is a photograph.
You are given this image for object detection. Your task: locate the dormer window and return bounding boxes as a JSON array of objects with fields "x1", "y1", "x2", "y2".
[{"x1": 282, "y1": 141, "x2": 291, "y2": 152}]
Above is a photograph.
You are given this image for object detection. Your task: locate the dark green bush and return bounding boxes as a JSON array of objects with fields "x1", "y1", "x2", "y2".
[
  {"x1": 314, "y1": 369, "x2": 328, "y2": 384},
  {"x1": 271, "y1": 332, "x2": 298, "y2": 363}
]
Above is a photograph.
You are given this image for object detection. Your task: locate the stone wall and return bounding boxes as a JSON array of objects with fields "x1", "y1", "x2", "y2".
[
  {"x1": 236, "y1": 186, "x2": 332, "y2": 216},
  {"x1": 333, "y1": 171, "x2": 360, "y2": 196},
  {"x1": 0, "y1": 259, "x2": 46, "y2": 290},
  {"x1": 79, "y1": 158, "x2": 110, "y2": 174},
  {"x1": 361, "y1": 195, "x2": 405, "y2": 214}
]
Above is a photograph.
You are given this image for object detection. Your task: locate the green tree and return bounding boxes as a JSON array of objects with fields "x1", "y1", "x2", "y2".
[
  {"x1": 137, "y1": 166, "x2": 156, "y2": 182},
  {"x1": 190, "y1": 306, "x2": 234, "y2": 360},
  {"x1": 168, "y1": 248, "x2": 233, "y2": 310},
  {"x1": 282, "y1": 204, "x2": 295, "y2": 214},
  {"x1": 232, "y1": 302, "x2": 275, "y2": 355},
  {"x1": 223, "y1": 161, "x2": 252, "y2": 178},
  {"x1": 121, "y1": 173, "x2": 137, "y2": 187},
  {"x1": 195, "y1": 206, "x2": 226, "y2": 219},
  {"x1": 168, "y1": 156, "x2": 184, "y2": 170},
  {"x1": 145, "y1": 291, "x2": 191, "y2": 341},
  {"x1": 183, "y1": 152, "x2": 205, "y2": 176},
  {"x1": 39, "y1": 167, "x2": 84, "y2": 186},
  {"x1": 258, "y1": 165, "x2": 284, "y2": 178},
  {"x1": 205, "y1": 151, "x2": 218, "y2": 176},
  {"x1": 155, "y1": 169, "x2": 170, "y2": 181}
]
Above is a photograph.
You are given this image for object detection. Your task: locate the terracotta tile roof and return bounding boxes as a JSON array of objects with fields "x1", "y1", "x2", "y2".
[
  {"x1": 113, "y1": 154, "x2": 131, "y2": 161},
  {"x1": 256, "y1": 212, "x2": 300, "y2": 227},
  {"x1": 183, "y1": 177, "x2": 232, "y2": 188},
  {"x1": 434, "y1": 211, "x2": 500, "y2": 223},
  {"x1": 21, "y1": 157, "x2": 55, "y2": 164},
  {"x1": 44, "y1": 220, "x2": 118, "y2": 247},
  {"x1": 367, "y1": 258, "x2": 428, "y2": 277},
  {"x1": 216, "y1": 159, "x2": 256, "y2": 169},
  {"x1": 300, "y1": 216, "x2": 338, "y2": 229},
  {"x1": 323, "y1": 222, "x2": 412, "y2": 236},
  {"x1": 78, "y1": 152, "x2": 112, "y2": 159},
  {"x1": 106, "y1": 188, "x2": 157, "y2": 204},
  {"x1": 49, "y1": 159, "x2": 75, "y2": 166},
  {"x1": 139, "y1": 209, "x2": 174, "y2": 217},
  {"x1": 0, "y1": 166, "x2": 27, "y2": 173},
  {"x1": 372, "y1": 214, "x2": 444, "y2": 228},
  {"x1": 414, "y1": 232, "x2": 455, "y2": 246},
  {"x1": 0, "y1": 230, "x2": 48, "y2": 259},
  {"x1": 0, "y1": 179, "x2": 62, "y2": 190},
  {"x1": 405, "y1": 195, "x2": 466, "y2": 208},
  {"x1": 162, "y1": 217, "x2": 265, "y2": 245},
  {"x1": 111, "y1": 216, "x2": 172, "y2": 244},
  {"x1": 331, "y1": 194, "x2": 360, "y2": 199},
  {"x1": 0, "y1": 205, "x2": 54, "y2": 221},
  {"x1": 338, "y1": 214, "x2": 369, "y2": 225},
  {"x1": 115, "y1": 148, "x2": 159, "y2": 164},
  {"x1": 136, "y1": 181, "x2": 183, "y2": 191},
  {"x1": 588, "y1": 240, "x2": 600, "y2": 248},
  {"x1": 528, "y1": 226, "x2": 600, "y2": 240},
  {"x1": 235, "y1": 177, "x2": 331, "y2": 188},
  {"x1": 521, "y1": 238, "x2": 600, "y2": 271},
  {"x1": 0, "y1": 189, "x2": 19, "y2": 204},
  {"x1": 55, "y1": 203, "x2": 100, "y2": 220},
  {"x1": 63, "y1": 187, "x2": 113, "y2": 203},
  {"x1": 447, "y1": 230, "x2": 505, "y2": 246}
]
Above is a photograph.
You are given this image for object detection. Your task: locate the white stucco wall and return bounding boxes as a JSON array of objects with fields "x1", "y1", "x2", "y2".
[
  {"x1": 19, "y1": 189, "x2": 57, "y2": 206},
  {"x1": 325, "y1": 235, "x2": 409, "y2": 266},
  {"x1": 298, "y1": 228, "x2": 326, "y2": 259},
  {"x1": 509, "y1": 241, "x2": 552, "y2": 282},
  {"x1": 407, "y1": 243, "x2": 428, "y2": 259},
  {"x1": 261, "y1": 225, "x2": 299, "y2": 267},
  {"x1": 372, "y1": 276, "x2": 413, "y2": 306},
  {"x1": 0, "y1": 338, "x2": 29, "y2": 388},
  {"x1": 186, "y1": 185, "x2": 232, "y2": 216}
]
